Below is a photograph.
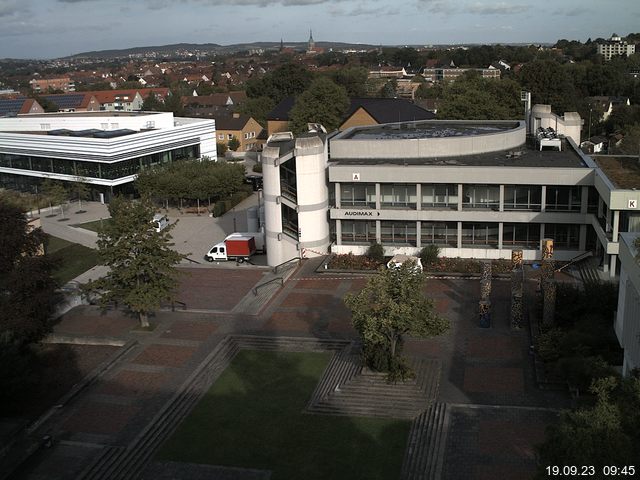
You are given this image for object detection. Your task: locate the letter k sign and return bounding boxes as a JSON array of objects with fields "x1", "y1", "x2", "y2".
[{"x1": 629, "y1": 199, "x2": 638, "y2": 209}]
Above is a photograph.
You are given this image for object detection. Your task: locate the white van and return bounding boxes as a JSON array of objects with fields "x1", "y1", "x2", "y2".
[{"x1": 152, "y1": 214, "x2": 169, "y2": 232}]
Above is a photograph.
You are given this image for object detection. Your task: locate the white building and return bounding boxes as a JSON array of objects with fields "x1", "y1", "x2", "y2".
[
  {"x1": 597, "y1": 34, "x2": 636, "y2": 61},
  {"x1": 615, "y1": 232, "x2": 640, "y2": 376},
  {"x1": 0, "y1": 111, "x2": 216, "y2": 200},
  {"x1": 261, "y1": 106, "x2": 640, "y2": 279}
]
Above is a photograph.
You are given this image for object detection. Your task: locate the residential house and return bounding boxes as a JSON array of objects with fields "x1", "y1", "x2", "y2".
[
  {"x1": 215, "y1": 113, "x2": 263, "y2": 152},
  {"x1": 39, "y1": 93, "x2": 101, "y2": 112},
  {"x1": 587, "y1": 96, "x2": 631, "y2": 122},
  {"x1": 0, "y1": 98, "x2": 44, "y2": 117},
  {"x1": 266, "y1": 97, "x2": 435, "y2": 136},
  {"x1": 29, "y1": 77, "x2": 75, "y2": 93},
  {"x1": 182, "y1": 92, "x2": 247, "y2": 118}
]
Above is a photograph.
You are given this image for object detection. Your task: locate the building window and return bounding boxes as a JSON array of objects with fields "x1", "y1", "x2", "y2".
[
  {"x1": 227, "y1": 134, "x2": 233, "y2": 140},
  {"x1": 279, "y1": 159, "x2": 297, "y2": 202},
  {"x1": 420, "y1": 221, "x2": 457, "y2": 247},
  {"x1": 422, "y1": 184, "x2": 458, "y2": 209},
  {"x1": 381, "y1": 221, "x2": 417, "y2": 246},
  {"x1": 504, "y1": 185, "x2": 542, "y2": 211},
  {"x1": 341, "y1": 220, "x2": 376, "y2": 244},
  {"x1": 281, "y1": 204, "x2": 299, "y2": 240},
  {"x1": 461, "y1": 222, "x2": 499, "y2": 248},
  {"x1": 340, "y1": 183, "x2": 376, "y2": 208},
  {"x1": 502, "y1": 223, "x2": 540, "y2": 249},
  {"x1": 380, "y1": 183, "x2": 417, "y2": 209},
  {"x1": 546, "y1": 186, "x2": 581, "y2": 212},
  {"x1": 544, "y1": 224, "x2": 580, "y2": 249},
  {"x1": 462, "y1": 185, "x2": 500, "y2": 210},
  {"x1": 218, "y1": 134, "x2": 224, "y2": 140}
]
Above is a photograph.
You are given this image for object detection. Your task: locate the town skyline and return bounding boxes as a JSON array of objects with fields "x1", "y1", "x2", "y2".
[{"x1": 0, "y1": 0, "x2": 638, "y2": 59}]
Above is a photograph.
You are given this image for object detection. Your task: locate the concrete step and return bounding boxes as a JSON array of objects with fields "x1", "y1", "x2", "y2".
[
  {"x1": 401, "y1": 403, "x2": 449, "y2": 480},
  {"x1": 76, "y1": 446, "x2": 126, "y2": 480}
]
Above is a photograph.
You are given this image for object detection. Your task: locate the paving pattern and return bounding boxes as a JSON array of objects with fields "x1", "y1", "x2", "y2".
[{"x1": 8, "y1": 258, "x2": 572, "y2": 480}]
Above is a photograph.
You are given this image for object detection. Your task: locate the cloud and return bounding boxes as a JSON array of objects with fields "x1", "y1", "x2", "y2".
[
  {"x1": 416, "y1": 0, "x2": 457, "y2": 14},
  {"x1": 330, "y1": 4, "x2": 398, "y2": 17},
  {"x1": 0, "y1": 1, "x2": 30, "y2": 17},
  {"x1": 553, "y1": 7, "x2": 590, "y2": 16},
  {"x1": 466, "y1": 2, "x2": 529, "y2": 15}
]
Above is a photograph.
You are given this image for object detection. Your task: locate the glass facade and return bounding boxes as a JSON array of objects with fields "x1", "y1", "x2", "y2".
[
  {"x1": 502, "y1": 223, "x2": 540, "y2": 249},
  {"x1": 279, "y1": 158, "x2": 297, "y2": 202},
  {"x1": 504, "y1": 185, "x2": 542, "y2": 211},
  {"x1": 340, "y1": 183, "x2": 376, "y2": 208},
  {"x1": 341, "y1": 220, "x2": 376, "y2": 244},
  {"x1": 380, "y1": 183, "x2": 417, "y2": 209},
  {"x1": 544, "y1": 223, "x2": 580, "y2": 249},
  {"x1": 546, "y1": 186, "x2": 581, "y2": 212},
  {"x1": 421, "y1": 184, "x2": 458, "y2": 209},
  {"x1": 420, "y1": 221, "x2": 458, "y2": 247},
  {"x1": 462, "y1": 185, "x2": 500, "y2": 210},
  {"x1": 281, "y1": 204, "x2": 299, "y2": 239},
  {"x1": 0, "y1": 144, "x2": 199, "y2": 181},
  {"x1": 381, "y1": 221, "x2": 417, "y2": 246},
  {"x1": 461, "y1": 222, "x2": 499, "y2": 248}
]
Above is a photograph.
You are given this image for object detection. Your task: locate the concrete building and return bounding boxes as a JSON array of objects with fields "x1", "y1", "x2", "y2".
[
  {"x1": 597, "y1": 34, "x2": 636, "y2": 61},
  {"x1": 0, "y1": 111, "x2": 216, "y2": 200},
  {"x1": 261, "y1": 106, "x2": 640, "y2": 278},
  {"x1": 615, "y1": 232, "x2": 640, "y2": 376}
]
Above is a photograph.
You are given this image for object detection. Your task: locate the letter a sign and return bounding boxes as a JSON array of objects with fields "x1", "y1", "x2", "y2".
[
  {"x1": 629, "y1": 199, "x2": 638, "y2": 209},
  {"x1": 352, "y1": 173, "x2": 360, "y2": 181}
]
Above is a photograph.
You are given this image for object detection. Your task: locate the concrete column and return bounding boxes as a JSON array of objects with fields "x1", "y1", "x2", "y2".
[
  {"x1": 613, "y1": 210, "x2": 620, "y2": 240},
  {"x1": 416, "y1": 183, "x2": 421, "y2": 211},
  {"x1": 606, "y1": 207, "x2": 612, "y2": 232},
  {"x1": 336, "y1": 219, "x2": 342, "y2": 245},
  {"x1": 598, "y1": 197, "x2": 603, "y2": 219},
  {"x1": 540, "y1": 185, "x2": 546, "y2": 212},
  {"x1": 539, "y1": 223, "x2": 545, "y2": 252},
  {"x1": 580, "y1": 186, "x2": 589, "y2": 214},
  {"x1": 579, "y1": 224, "x2": 587, "y2": 251},
  {"x1": 416, "y1": 221, "x2": 421, "y2": 248},
  {"x1": 335, "y1": 182, "x2": 341, "y2": 208},
  {"x1": 609, "y1": 254, "x2": 617, "y2": 278},
  {"x1": 375, "y1": 183, "x2": 381, "y2": 210},
  {"x1": 499, "y1": 185, "x2": 505, "y2": 212},
  {"x1": 376, "y1": 220, "x2": 381, "y2": 244},
  {"x1": 498, "y1": 222, "x2": 504, "y2": 250},
  {"x1": 458, "y1": 184, "x2": 463, "y2": 211},
  {"x1": 457, "y1": 221, "x2": 462, "y2": 249}
]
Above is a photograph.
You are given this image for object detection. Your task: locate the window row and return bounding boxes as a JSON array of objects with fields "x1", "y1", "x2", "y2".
[
  {"x1": 340, "y1": 220, "x2": 581, "y2": 249},
  {"x1": 0, "y1": 145, "x2": 199, "y2": 180},
  {"x1": 338, "y1": 183, "x2": 597, "y2": 213}
]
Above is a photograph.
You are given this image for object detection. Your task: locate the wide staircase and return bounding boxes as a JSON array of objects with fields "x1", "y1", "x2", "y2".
[
  {"x1": 400, "y1": 403, "x2": 449, "y2": 480},
  {"x1": 307, "y1": 354, "x2": 441, "y2": 419}
]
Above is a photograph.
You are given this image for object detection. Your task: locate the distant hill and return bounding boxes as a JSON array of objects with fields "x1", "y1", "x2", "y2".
[{"x1": 67, "y1": 41, "x2": 380, "y2": 59}]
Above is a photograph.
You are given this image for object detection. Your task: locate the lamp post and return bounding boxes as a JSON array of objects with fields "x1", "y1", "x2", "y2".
[{"x1": 588, "y1": 108, "x2": 592, "y2": 141}]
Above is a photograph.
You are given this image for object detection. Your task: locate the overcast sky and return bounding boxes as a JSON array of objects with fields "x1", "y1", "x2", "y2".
[{"x1": 0, "y1": 0, "x2": 638, "y2": 59}]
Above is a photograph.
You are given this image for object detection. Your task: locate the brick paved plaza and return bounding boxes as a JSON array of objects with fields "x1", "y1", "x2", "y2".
[{"x1": 8, "y1": 260, "x2": 570, "y2": 479}]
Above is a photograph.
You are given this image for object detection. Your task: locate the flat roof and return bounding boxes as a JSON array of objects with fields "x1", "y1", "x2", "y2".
[
  {"x1": 593, "y1": 155, "x2": 640, "y2": 189},
  {"x1": 343, "y1": 121, "x2": 519, "y2": 140},
  {"x1": 17, "y1": 111, "x2": 161, "y2": 118},
  {"x1": 330, "y1": 137, "x2": 587, "y2": 169}
]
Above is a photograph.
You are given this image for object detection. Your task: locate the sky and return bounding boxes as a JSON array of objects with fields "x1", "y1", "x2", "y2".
[{"x1": 0, "y1": 0, "x2": 639, "y2": 59}]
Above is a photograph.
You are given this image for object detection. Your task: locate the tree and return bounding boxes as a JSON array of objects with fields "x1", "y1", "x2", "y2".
[
  {"x1": 236, "y1": 96, "x2": 275, "y2": 127},
  {"x1": 84, "y1": 197, "x2": 186, "y2": 327},
  {"x1": 227, "y1": 136, "x2": 241, "y2": 152},
  {"x1": 142, "y1": 92, "x2": 163, "y2": 111},
  {"x1": 216, "y1": 141, "x2": 228, "y2": 156},
  {"x1": 518, "y1": 60, "x2": 578, "y2": 113},
  {"x1": 246, "y1": 63, "x2": 314, "y2": 103},
  {"x1": 344, "y1": 260, "x2": 449, "y2": 380},
  {"x1": 437, "y1": 74, "x2": 522, "y2": 120},
  {"x1": 41, "y1": 178, "x2": 68, "y2": 216},
  {"x1": 162, "y1": 91, "x2": 184, "y2": 116},
  {"x1": 0, "y1": 203, "x2": 58, "y2": 403},
  {"x1": 329, "y1": 67, "x2": 369, "y2": 97},
  {"x1": 289, "y1": 77, "x2": 349, "y2": 133},
  {"x1": 618, "y1": 124, "x2": 640, "y2": 155},
  {"x1": 535, "y1": 376, "x2": 640, "y2": 478},
  {"x1": 380, "y1": 79, "x2": 398, "y2": 98},
  {"x1": 72, "y1": 177, "x2": 91, "y2": 212}
]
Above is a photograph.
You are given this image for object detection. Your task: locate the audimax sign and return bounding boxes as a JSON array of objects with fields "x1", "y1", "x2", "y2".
[{"x1": 344, "y1": 211, "x2": 381, "y2": 216}]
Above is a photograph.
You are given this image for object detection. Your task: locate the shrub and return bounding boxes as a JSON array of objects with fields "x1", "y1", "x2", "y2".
[
  {"x1": 252, "y1": 163, "x2": 263, "y2": 173},
  {"x1": 327, "y1": 253, "x2": 381, "y2": 270},
  {"x1": 216, "y1": 142, "x2": 228, "y2": 156},
  {"x1": 419, "y1": 245, "x2": 440, "y2": 266},
  {"x1": 366, "y1": 243, "x2": 385, "y2": 263}
]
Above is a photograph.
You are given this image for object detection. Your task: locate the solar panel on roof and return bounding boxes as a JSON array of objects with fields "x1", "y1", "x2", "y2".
[
  {"x1": 41, "y1": 94, "x2": 83, "y2": 110},
  {"x1": 0, "y1": 99, "x2": 27, "y2": 116}
]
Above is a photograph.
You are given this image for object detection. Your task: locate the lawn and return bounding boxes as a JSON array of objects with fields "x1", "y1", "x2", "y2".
[
  {"x1": 45, "y1": 235, "x2": 100, "y2": 284},
  {"x1": 73, "y1": 218, "x2": 112, "y2": 233},
  {"x1": 158, "y1": 350, "x2": 410, "y2": 480}
]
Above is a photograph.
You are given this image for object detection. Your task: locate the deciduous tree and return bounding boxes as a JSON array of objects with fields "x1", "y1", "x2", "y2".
[
  {"x1": 344, "y1": 260, "x2": 449, "y2": 380},
  {"x1": 84, "y1": 197, "x2": 186, "y2": 327},
  {"x1": 289, "y1": 77, "x2": 349, "y2": 133}
]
